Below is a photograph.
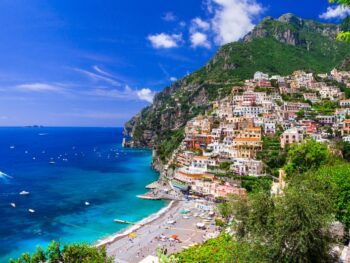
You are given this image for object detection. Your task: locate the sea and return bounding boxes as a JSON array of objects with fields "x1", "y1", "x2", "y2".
[{"x1": 0, "y1": 127, "x2": 165, "y2": 261}]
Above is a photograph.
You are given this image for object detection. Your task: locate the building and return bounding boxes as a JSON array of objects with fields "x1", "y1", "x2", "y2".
[
  {"x1": 231, "y1": 158, "x2": 264, "y2": 176},
  {"x1": 254, "y1": 71, "x2": 269, "y2": 81},
  {"x1": 280, "y1": 127, "x2": 304, "y2": 149}
]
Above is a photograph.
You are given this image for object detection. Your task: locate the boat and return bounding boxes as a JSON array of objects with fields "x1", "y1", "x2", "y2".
[
  {"x1": 9, "y1": 146, "x2": 15, "y2": 149},
  {"x1": 10, "y1": 203, "x2": 16, "y2": 208},
  {"x1": 28, "y1": 209, "x2": 35, "y2": 213},
  {"x1": 85, "y1": 201, "x2": 90, "y2": 206},
  {"x1": 49, "y1": 161, "x2": 56, "y2": 164},
  {"x1": 19, "y1": 191, "x2": 30, "y2": 195}
]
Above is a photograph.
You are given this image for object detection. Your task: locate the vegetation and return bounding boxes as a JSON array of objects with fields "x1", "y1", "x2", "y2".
[
  {"x1": 309, "y1": 162, "x2": 350, "y2": 227},
  {"x1": 9, "y1": 241, "x2": 113, "y2": 263},
  {"x1": 284, "y1": 139, "x2": 331, "y2": 176},
  {"x1": 313, "y1": 100, "x2": 338, "y2": 115},
  {"x1": 158, "y1": 128, "x2": 185, "y2": 162},
  {"x1": 256, "y1": 135, "x2": 287, "y2": 177},
  {"x1": 175, "y1": 234, "x2": 266, "y2": 263}
]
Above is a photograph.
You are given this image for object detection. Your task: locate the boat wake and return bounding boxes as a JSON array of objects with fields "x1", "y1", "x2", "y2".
[{"x1": 0, "y1": 171, "x2": 12, "y2": 182}]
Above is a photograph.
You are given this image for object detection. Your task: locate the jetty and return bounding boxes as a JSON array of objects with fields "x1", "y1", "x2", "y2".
[
  {"x1": 145, "y1": 181, "x2": 160, "y2": 189},
  {"x1": 136, "y1": 192, "x2": 161, "y2": 200},
  {"x1": 114, "y1": 219, "x2": 136, "y2": 225}
]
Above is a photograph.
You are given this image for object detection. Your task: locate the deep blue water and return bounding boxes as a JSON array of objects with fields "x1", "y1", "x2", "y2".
[{"x1": 0, "y1": 127, "x2": 164, "y2": 261}]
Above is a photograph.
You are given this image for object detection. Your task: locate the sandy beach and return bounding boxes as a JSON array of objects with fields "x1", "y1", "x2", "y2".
[{"x1": 99, "y1": 199, "x2": 219, "y2": 263}]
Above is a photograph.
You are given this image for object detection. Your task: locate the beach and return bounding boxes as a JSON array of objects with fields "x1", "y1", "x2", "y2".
[{"x1": 99, "y1": 199, "x2": 219, "y2": 263}]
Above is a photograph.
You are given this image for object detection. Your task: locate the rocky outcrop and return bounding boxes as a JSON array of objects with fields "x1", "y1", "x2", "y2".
[{"x1": 243, "y1": 13, "x2": 339, "y2": 46}]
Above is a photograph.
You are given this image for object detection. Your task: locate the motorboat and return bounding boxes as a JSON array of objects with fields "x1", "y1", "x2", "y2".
[
  {"x1": 10, "y1": 203, "x2": 16, "y2": 208},
  {"x1": 19, "y1": 191, "x2": 30, "y2": 195},
  {"x1": 28, "y1": 209, "x2": 35, "y2": 213}
]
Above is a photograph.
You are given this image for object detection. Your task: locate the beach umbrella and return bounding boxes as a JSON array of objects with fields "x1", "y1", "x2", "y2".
[
  {"x1": 171, "y1": 234, "x2": 178, "y2": 239},
  {"x1": 129, "y1": 232, "x2": 136, "y2": 238}
]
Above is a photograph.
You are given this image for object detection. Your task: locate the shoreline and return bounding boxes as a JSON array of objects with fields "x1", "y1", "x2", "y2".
[{"x1": 95, "y1": 200, "x2": 175, "y2": 247}]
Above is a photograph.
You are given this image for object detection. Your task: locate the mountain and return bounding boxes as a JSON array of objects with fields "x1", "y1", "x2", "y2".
[{"x1": 124, "y1": 13, "x2": 350, "y2": 163}]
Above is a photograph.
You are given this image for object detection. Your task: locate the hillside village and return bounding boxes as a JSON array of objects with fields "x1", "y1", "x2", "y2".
[{"x1": 161, "y1": 68, "x2": 350, "y2": 199}]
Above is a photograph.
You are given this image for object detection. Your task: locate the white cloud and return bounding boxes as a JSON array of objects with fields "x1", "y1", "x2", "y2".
[
  {"x1": 92, "y1": 65, "x2": 116, "y2": 78},
  {"x1": 137, "y1": 88, "x2": 156, "y2": 103},
  {"x1": 209, "y1": 0, "x2": 264, "y2": 45},
  {"x1": 319, "y1": 5, "x2": 350, "y2": 20},
  {"x1": 147, "y1": 33, "x2": 183, "y2": 49},
  {"x1": 16, "y1": 83, "x2": 63, "y2": 92},
  {"x1": 162, "y1": 12, "x2": 177, "y2": 22},
  {"x1": 170, "y1": 77, "x2": 177, "y2": 82},
  {"x1": 179, "y1": 21, "x2": 187, "y2": 27},
  {"x1": 88, "y1": 85, "x2": 155, "y2": 103},
  {"x1": 191, "y1": 17, "x2": 210, "y2": 31},
  {"x1": 190, "y1": 32, "x2": 211, "y2": 48},
  {"x1": 73, "y1": 67, "x2": 120, "y2": 86}
]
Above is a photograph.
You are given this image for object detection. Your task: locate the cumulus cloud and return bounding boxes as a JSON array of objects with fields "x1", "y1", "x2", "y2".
[
  {"x1": 209, "y1": 0, "x2": 264, "y2": 45},
  {"x1": 16, "y1": 83, "x2": 63, "y2": 92},
  {"x1": 136, "y1": 88, "x2": 156, "y2": 103},
  {"x1": 147, "y1": 33, "x2": 183, "y2": 48},
  {"x1": 162, "y1": 12, "x2": 177, "y2": 22},
  {"x1": 190, "y1": 32, "x2": 211, "y2": 48},
  {"x1": 191, "y1": 17, "x2": 210, "y2": 31},
  {"x1": 319, "y1": 5, "x2": 350, "y2": 20}
]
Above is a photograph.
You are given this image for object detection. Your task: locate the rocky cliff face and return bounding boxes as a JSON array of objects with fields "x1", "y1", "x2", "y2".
[
  {"x1": 124, "y1": 13, "x2": 350, "y2": 163},
  {"x1": 243, "y1": 13, "x2": 339, "y2": 47}
]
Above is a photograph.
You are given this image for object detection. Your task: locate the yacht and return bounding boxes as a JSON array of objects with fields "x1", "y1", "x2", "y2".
[{"x1": 19, "y1": 191, "x2": 30, "y2": 195}]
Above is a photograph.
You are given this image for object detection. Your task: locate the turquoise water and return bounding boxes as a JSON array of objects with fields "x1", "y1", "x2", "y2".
[{"x1": 0, "y1": 127, "x2": 165, "y2": 261}]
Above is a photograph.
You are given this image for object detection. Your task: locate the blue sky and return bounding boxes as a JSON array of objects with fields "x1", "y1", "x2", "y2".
[{"x1": 0, "y1": 0, "x2": 346, "y2": 126}]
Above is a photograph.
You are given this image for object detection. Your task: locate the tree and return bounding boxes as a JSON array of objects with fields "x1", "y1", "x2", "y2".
[
  {"x1": 270, "y1": 184, "x2": 334, "y2": 262},
  {"x1": 46, "y1": 241, "x2": 62, "y2": 263},
  {"x1": 311, "y1": 163, "x2": 350, "y2": 228},
  {"x1": 229, "y1": 176, "x2": 335, "y2": 263},
  {"x1": 284, "y1": 139, "x2": 331, "y2": 176},
  {"x1": 338, "y1": 140, "x2": 350, "y2": 161},
  {"x1": 31, "y1": 246, "x2": 46, "y2": 263},
  {"x1": 10, "y1": 241, "x2": 113, "y2": 263}
]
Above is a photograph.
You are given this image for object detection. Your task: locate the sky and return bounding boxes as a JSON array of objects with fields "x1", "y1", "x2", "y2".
[{"x1": 0, "y1": 0, "x2": 347, "y2": 127}]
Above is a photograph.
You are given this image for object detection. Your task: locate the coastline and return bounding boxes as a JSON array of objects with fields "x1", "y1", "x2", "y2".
[{"x1": 95, "y1": 200, "x2": 175, "y2": 247}]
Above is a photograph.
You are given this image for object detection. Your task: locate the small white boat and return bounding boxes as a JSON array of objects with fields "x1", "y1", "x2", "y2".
[
  {"x1": 85, "y1": 201, "x2": 90, "y2": 206},
  {"x1": 32, "y1": 157, "x2": 36, "y2": 160},
  {"x1": 9, "y1": 146, "x2": 15, "y2": 149},
  {"x1": 10, "y1": 203, "x2": 16, "y2": 208},
  {"x1": 19, "y1": 191, "x2": 30, "y2": 195},
  {"x1": 28, "y1": 209, "x2": 35, "y2": 213},
  {"x1": 49, "y1": 161, "x2": 56, "y2": 164}
]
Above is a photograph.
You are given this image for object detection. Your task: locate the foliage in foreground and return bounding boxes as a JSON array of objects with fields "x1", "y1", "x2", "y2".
[
  {"x1": 9, "y1": 241, "x2": 113, "y2": 263},
  {"x1": 175, "y1": 234, "x2": 267, "y2": 263}
]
